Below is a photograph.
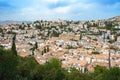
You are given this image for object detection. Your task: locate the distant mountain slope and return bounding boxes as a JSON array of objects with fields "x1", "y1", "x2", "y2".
[
  {"x1": 108, "y1": 16, "x2": 120, "y2": 21},
  {"x1": 0, "y1": 16, "x2": 120, "y2": 24},
  {"x1": 0, "y1": 20, "x2": 32, "y2": 24}
]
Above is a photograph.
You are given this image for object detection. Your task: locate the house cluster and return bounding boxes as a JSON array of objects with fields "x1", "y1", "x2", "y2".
[{"x1": 0, "y1": 19, "x2": 120, "y2": 72}]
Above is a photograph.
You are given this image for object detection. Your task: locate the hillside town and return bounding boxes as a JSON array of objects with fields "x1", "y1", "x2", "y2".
[{"x1": 0, "y1": 16, "x2": 120, "y2": 73}]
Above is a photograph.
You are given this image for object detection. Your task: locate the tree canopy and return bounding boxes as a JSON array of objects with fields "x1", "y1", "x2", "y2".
[{"x1": 0, "y1": 48, "x2": 120, "y2": 80}]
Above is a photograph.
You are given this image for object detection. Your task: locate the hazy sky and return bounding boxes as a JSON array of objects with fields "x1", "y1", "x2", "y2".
[{"x1": 0, "y1": 0, "x2": 120, "y2": 21}]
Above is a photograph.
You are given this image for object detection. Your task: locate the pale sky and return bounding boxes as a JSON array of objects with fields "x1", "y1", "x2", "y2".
[{"x1": 0, "y1": 0, "x2": 120, "y2": 21}]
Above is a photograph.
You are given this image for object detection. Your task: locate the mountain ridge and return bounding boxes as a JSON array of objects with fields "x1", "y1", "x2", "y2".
[
  {"x1": 108, "y1": 16, "x2": 120, "y2": 21},
  {"x1": 0, "y1": 16, "x2": 120, "y2": 24}
]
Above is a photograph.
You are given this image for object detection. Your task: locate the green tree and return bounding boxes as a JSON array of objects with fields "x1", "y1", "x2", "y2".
[
  {"x1": 0, "y1": 28, "x2": 3, "y2": 33},
  {"x1": 44, "y1": 58, "x2": 62, "y2": 70},
  {"x1": 105, "y1": 21, "x2": 113, "y2": 30},
  {"x1": 114, "y1": 35, "x2": 118, "y2": 41},
  {"x1": 52, "y1": 30, "x2": 60, "y2": 37},
  {"x1": 80, "y1": 32, "x2": 82, "y2": 40},
  {"x1": 35, "y1": 42, "x2": 38, "y2": 49},
  {"x1": 31, "y1": 65, "x2": 44, "y2": 80},
  {"x1": 43, "y1": 58, "x2": 65, "y2": 80},
  {"x1": 11, "y1": 34, "x2": 17, "y2": 56},
  {"x1": 46, "y1": 45, "x2": 49, "y2": 52},
  {"x1": 44, "y1": 47, "x2": 47, "y2": 53},
  {"x1": 0, "y1": 48, "x2": 18, "y2": 80},
  {"x1": 65, "y1": 67, "x2": 91, "y2": 80},
  {"x1": 92, "y1": 51, "x2": 100, "y2": 54},
  {"x1": 92, "y1": 65, "x2": 107, "y2": 80},
  {"x1": 16, "y1": 56, "x2": 39, "y2": 80},
  {"x1": 103, "y1": 67, "x2": 120, "y2": 80}
]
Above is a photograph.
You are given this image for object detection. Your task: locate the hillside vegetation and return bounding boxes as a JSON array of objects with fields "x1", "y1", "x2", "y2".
[{"x1": 0, "y1": 48, "x2": 120, "y2": 80}]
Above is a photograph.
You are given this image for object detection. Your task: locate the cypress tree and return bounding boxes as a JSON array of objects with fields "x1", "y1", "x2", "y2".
[
  {"x1": 44, "y1": 47, "x2": 47, "y2": 53},
  {"x1": 47, "y1": 45, "x2": 49, "y2": 52},
  {"x1": 11, "y1": 34, "x2": 17, "y2": 56},
  {"x1": 80, "y1": 32, "x2": 82, "y2": 40},
  {"x1": 35, "y1": 42, "x2": 38, "y2": 49}
]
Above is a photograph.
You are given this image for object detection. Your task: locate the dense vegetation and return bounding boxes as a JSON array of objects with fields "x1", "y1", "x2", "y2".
[
  {"x1": 0, "y1": 48, "x2": 120, "y2": 80},
  {"x1": 92, "y1": 51, "x2": 100, "y2": 54}
]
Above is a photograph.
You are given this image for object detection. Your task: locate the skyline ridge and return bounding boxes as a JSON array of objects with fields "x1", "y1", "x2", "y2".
[{"x1": 0, "y1": 15, "x2": 120, "y2": 23}]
